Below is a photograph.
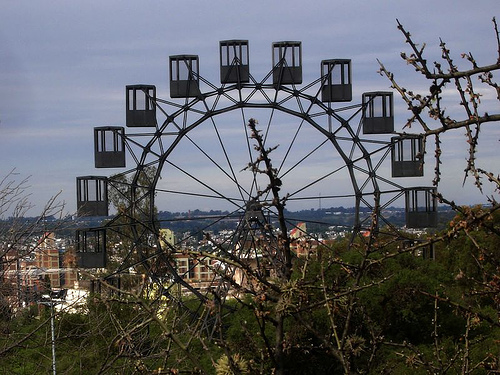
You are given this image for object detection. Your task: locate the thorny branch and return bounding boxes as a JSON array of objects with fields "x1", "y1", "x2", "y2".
[{"x1": 378, "y1": 18, "x2": 500, "y2": 191}]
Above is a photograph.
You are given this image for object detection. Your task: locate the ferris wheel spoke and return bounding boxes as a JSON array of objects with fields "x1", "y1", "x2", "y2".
[
  {"x1": 181, "y1": 126, "x2": 250, "y2": 200},
  {"x1": 155, "y1": 187, "x2": 245, "y2": 204},
  {"x1": 239, "y1": 108, "x2": 261, "y2": 201},
  {"x1": 275, "y1": 118, "x2": 306, "y2": 175},
  {"x1": 279, "y1": 137, "x2": 330, "y2": 180},
  {"x1": 163, "y1": 159, "x2": 248, "y2": 211},
  {"x1": 204, "y1": 102, "x2": 248, "y2": 203},
  {"x1": 286, "y1": 164, "x2": 350, "y2": 200}
]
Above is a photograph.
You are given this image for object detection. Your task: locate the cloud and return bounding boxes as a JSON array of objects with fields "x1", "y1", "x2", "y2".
[{"x1": 0, "y1": 1, "x2": 498, "y2": 214}]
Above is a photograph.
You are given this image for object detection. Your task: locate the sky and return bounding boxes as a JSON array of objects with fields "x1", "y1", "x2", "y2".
[{"x1": 0, "y1": 0, "x2": 498, "y2": 216}]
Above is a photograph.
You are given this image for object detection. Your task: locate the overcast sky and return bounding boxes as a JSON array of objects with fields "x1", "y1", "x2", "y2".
[{"x1": 0, "y1": 1, "x2": 498, "y2": 216}]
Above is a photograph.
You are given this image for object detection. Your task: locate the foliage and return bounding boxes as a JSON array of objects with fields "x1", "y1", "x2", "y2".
[
  {"x1": 214, "y1": 354, "x2": 249, "y2": 375},
  {"x1": 0, "y1": 211, "x2": 499, "y2": 373}
]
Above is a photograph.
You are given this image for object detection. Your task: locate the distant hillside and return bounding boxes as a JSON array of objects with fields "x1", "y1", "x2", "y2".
[
  {"x1": 156, "y1": 206, "x2": 455, "y2": 233},
  {"x1": 0, "y1": 206, "x2": 456, "y2": 237}
]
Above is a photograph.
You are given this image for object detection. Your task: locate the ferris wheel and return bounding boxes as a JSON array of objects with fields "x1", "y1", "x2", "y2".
[{"x1": 75, "y1": 40, "x2": 437, "y2": 295}]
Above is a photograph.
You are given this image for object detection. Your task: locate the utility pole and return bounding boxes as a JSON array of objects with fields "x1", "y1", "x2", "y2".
[
  {"x1": 38, "y1": 290, "x2": 66, "y2": 375},
  {"x1": 38, "y1": 298, "x2": 57, "y2": 375},
  {"x1": 49, "y1": 301, "x2": 56, "y2": 375},
  {"x1": 17, "y1": 257, "x2": 22, "y2": 308}
]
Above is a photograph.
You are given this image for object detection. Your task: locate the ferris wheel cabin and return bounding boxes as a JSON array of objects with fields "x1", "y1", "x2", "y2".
[
  {"x1": 405, "y1": 187, "x2": 438, "y2": 228},
  {"x1": 76, "y1": 229, "x2": 107, "y2": 268},
  {"x1": 391, "y1": 135, "x2": 424, "y2": 177},
  {"x1": 76, "y1": 176, "x2": 108, "y2": 217},
  {"x1": 94, "y1": 126, "x2": 126, "y2": 168},
  {"x1": 272, "y1": 41, "x2": 302, "y2": 85},
  {"x1": 126, "y1": 85, "x2": 156, "y2": 127},
  {"x1": 220, "y1": 40, "x2": 250, "y2": 84},
  {"x1": 362, "y1": 92, "x2": 394, "y2": 134},
  {"x1": 169, "y1": 55, "x2": 201, "y2": 98},
  {"x1": 321, "y1": 59, "x2": 352, "y2": 102}
]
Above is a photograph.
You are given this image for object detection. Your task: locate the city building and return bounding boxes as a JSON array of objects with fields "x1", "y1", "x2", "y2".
[{"x1": 1, "y1": 232, "x2": 77, "y2": 307}]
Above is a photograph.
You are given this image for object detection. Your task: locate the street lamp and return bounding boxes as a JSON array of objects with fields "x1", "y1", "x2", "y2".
[{"x1": 38, "y1": 289, "x2": 67, "y2": 375}]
